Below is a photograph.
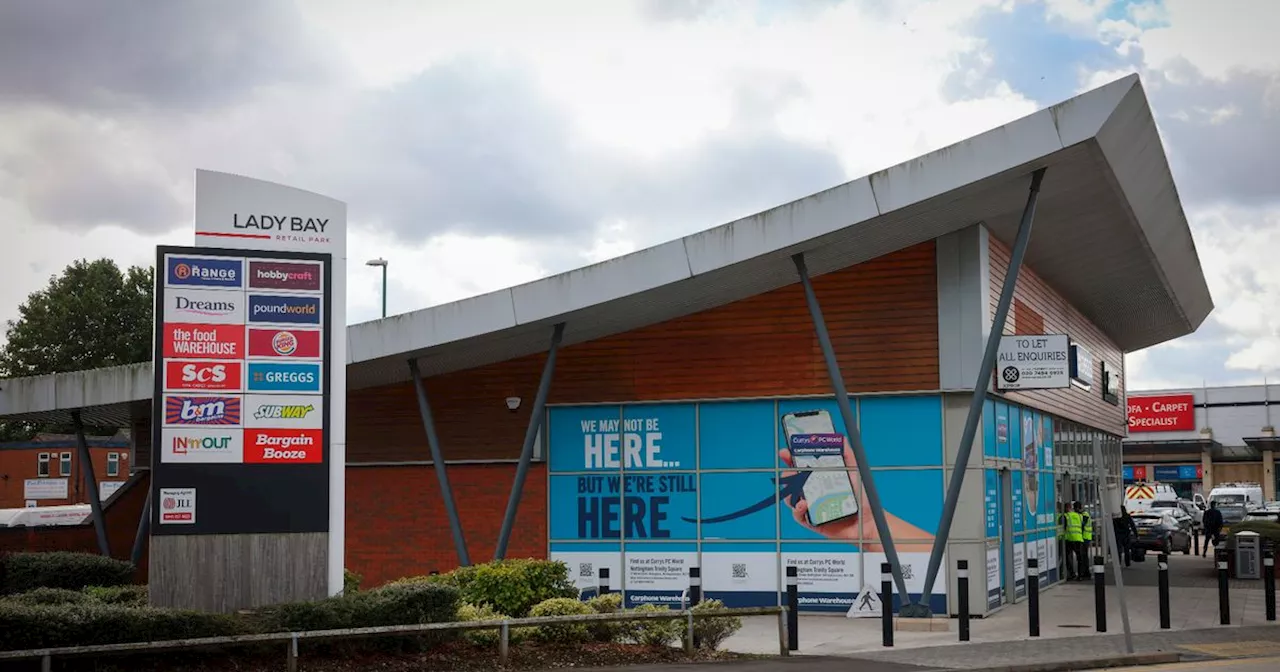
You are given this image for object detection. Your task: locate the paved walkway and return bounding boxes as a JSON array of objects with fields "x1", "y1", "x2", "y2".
[{"x1": 722, "y1": 552, "x2": 1276, "y2": 658}]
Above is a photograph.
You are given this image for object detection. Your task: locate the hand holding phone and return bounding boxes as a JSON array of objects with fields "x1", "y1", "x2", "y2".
[{"x1": 781, "y1": 410, "x2": 860, "y2": 530}]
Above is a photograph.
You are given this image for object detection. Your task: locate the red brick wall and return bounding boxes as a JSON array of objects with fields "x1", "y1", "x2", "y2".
[
  {"x1": 0, "y1": 444, "x2": 133, "y2": 509},
  {"x1": 346, "y1": 463, "x2": 545, "y2": 587}
]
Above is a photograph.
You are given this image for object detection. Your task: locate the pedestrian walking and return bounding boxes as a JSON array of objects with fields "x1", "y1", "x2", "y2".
[
  {"x1": 1113, "y1": 506, "x2": 1138, "y2": 567},
  {"x1": 1061, "y1": 501, "x2": 1085, "y2": 581},
  {"x1": 1201, "y1": 501, "x2": 1224, "y2": 557}
]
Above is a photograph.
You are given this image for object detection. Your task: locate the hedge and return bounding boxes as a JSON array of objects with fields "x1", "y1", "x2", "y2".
[
  {"x1": 528, "y1": 597, "x2": 592, "y2": 644},
  {"x1": 83, "y1": 585, "x2": 148, "y2": 607},
  {"x1": 1, "y1": 552, "x2": 134, "y2": 594},
  {"x1": 389, "y1": 559, "x2": 578, "y2": 619},
  {"x1": 0, "y1": 603, "x2": 243, "y2": 651}
]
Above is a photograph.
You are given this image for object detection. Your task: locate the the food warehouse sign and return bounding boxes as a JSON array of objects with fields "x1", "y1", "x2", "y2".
[{"x1": 151, "y1": 247, "x2": 332, "y2": 534}]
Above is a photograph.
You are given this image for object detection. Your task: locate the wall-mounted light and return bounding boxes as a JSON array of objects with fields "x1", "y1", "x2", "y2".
[{"x1": 505, "y1": 397, "x2": 522, "y2": 412}]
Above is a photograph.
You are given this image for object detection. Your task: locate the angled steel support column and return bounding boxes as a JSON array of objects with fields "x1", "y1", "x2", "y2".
[
  {"x1": 131, "y1": 485, "x2": 151, "y2": 567},
  {"x1": 496, "y1": 322, "x2": 565, "y2": 560},
  {"x1": 409, "y1": 358, "x2": 472, "y2": 566},
  {"x1": 70, "y1": 410, "x2": 111, "y2": 557},
  {"x1": 912, "y1": 167, "x2": 1046, "y2": 615},
  {"x1": 793, "y1": 253, "x2": 909, "y2": 601}
]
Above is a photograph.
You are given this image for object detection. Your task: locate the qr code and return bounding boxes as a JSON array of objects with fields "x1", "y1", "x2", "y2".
[
  {"x1": 901, "y1": 564, "x2": 914, "y2": 581},
  {"x1": 732, "y1": 563, "x2": 748, "y2": 579},
  {"x1": 579, "y1": 563, "x2": 594, "y2": 578}
]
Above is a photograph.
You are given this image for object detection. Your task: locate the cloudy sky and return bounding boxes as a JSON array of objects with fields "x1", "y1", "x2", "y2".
[{"x1": 2, "y1": 0, "x2": 1276, "y2": 391}]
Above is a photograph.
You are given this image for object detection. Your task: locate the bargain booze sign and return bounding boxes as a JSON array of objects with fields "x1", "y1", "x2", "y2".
[{"x1": 1127, "y1": 394, "x2": 1196, "y2": 433}]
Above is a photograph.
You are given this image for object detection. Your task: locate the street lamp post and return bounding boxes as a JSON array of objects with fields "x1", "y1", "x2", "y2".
[{"x1": 366, "y1": 258, "x2": 388, "y2": 318}]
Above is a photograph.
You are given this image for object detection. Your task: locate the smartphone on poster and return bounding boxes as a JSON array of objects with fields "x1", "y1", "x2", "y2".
[{"x1": 781, "y1": 409, "x2": 860, "y2": 526}]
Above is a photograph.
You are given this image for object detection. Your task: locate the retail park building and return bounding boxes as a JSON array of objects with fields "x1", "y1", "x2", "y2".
[{"x1": 0, "y1": 75, "x2": 1212, "y2": 616}]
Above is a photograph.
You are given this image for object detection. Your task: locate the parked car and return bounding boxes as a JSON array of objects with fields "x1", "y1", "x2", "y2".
[
  {"x1": 1149, "y1": 500, "x2": 1201, "y2": 528},
  {"x1": 1131, "y1": 510, "x2": 1193, "y2": 556},
  {"x1": 1242, "y1": 509, "x2": 1280, "y2": 524}
]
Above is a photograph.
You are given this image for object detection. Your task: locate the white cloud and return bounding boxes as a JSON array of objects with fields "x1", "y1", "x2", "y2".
[{"x1": 1136, "y1": 0, "x2": 1280, "y2": 78}]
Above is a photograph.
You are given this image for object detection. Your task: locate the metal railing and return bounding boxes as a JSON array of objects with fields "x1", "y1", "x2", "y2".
[{"x1": 0, "y1": 605, "x2": 788, "y2": 672}]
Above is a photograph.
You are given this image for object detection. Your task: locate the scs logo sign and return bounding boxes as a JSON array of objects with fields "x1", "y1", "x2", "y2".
[
  {"x1": 246, "y1": 362, "x2": 321, "y2": 392},
  {"x1": 166, "y1": 256, "x2": 241, "y2": 288},
  {"x1": 164, "y1": 396, "x2": 241, "y2": 426},
  {"x1": 247, "y1": 328, "x2": 321, "y2": 358},
  {"x1": 164, "y1": 361, "x2": 241, "y2": 391},
  {"x1": 245, "y1": 429, "x2": 323, "y2": 463}
]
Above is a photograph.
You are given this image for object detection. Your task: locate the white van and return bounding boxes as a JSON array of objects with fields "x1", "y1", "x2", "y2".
[
  {"x1": 1124, "y1": 482, "x2": 1178, "y2": 512},
  {"x1": 0, "y1": 505, "x2": 91, "y2": 527},
  {"x1": 1208, "y1": 482, "x2": 1264, "y2": 513}
]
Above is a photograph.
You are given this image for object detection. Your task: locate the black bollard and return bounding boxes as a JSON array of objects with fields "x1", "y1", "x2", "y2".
[
  {"x1": 1194, "y1": 529, "x2": 1200, "y2": 556},
  {"x1": 881, "y1": 562, "x2": 894, "y2": 647},
  {"x1": 958, "y1": 559, "x2": 970, "y2": 642},
  {"x1": 786, "y1": 565, "x2": 798, "y2": 652},
  {"x1": 599, "y1": 567, "x2": 611, "y2": 596},
  {"x1": 1217, "y1": 549, "x2": 1231, "y2": 625},
  {"x1": 689, "y1": 566, "x2": 702, "y2": 648},
  {"x1": 1157, "y1": 553, "x2": 1171, "y2": 629},
  {"x1": 1028, "y1": 558, "x2": 1040, "y2": 637},
  {"x1": 1093, "y1": 555, "x2": 1106, "y2": 633},
  {"x1": 1264, "y1": 550, "x2": 1276, "y2": 622}
]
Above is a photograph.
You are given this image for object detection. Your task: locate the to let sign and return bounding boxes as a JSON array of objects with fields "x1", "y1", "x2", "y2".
[
  {"x1": 1127, "y1": 394, "x2": 1195, "y2": 432},
  {"x1": 996, "y1": 334, "x2": 1070, "y2": 390}
]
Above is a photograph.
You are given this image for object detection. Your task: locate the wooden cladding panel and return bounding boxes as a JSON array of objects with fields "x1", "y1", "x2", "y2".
[
  {"x1": 347, "y1": 242, "x2": 940, "y2": 463},
  {"x1": 990, "y1": 236, "x2": 1125, "y2": 434}
]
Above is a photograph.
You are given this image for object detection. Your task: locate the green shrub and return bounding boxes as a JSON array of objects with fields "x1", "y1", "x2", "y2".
[
  {"x1": 585, "y1": 592, "x2": 623, "y2": 642},
  {"x1": 3, "y1": 587, "x2": 92, "y2": 606},
  {"x1": 620, "y1": 604, "x2": 681, "y2": 647},
  {"x1": 528, "y1": 597, "x2": 592, "y2": 644},
  {"x1": 1, "y1": 552, "x2": 134, "y2": 594},
  {"x1": 260, "y1": 582, "x2": 460, "y2": 633},
  {"x1": 457, "y1": 601, "x2": 523, "y2": 647},
  {"x1": 682, "y1": 599, "x2": 742, "y2": 650},
  {"x1": 0, "y1": 602, "x2": 243, "y2": 651},
  {"x1": 343, "y1": 568, "x2": 362, "y2": 594},
  {"x1": 84, "y1": 585, "x2": 148, "y2": 607},
  {"x1": 460, "y1": 559, "x2": 579, "y2": 618},
  {"x1": 1228, "y1": 521, "x2": 1280, "y2": 543}
]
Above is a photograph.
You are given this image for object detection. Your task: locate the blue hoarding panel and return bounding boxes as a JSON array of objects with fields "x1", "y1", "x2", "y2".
[
  {"x1": 621, "y1": 403, "x2": 696, "y2": 471},
  {"x1": 984, "y1": 469, "x2": 1000, "y2": 538},
  {"x1": 859, "y1": 395, "x2": 942, "y2": 467},
  {"x1": 1012, "y1": 469, "x2": 1025, "y2": 533},
  {"x1": 622, "y1": 472, "x2": 697, "y2": 540},
  {"x1": 549, "y1": 474, "x2": 621, "y2": 540},
  {"x1": 995, "y1": 402, "x2": 1010, "y2": 459},
  {"x1": 699, "y1": 472, "x2": 778, "y2": 540},
  {"x1": 984, "y1": 399, "x2": 996, "y2": 458},
  {"x1": 873, "y1": 468, "x2": 943, "y2": 536},
  {"x1": 548, "y1": 405, "x2": 621, "y2": 473},
  {"x1": 699, "y1": 400, "x2": 775, "y2": 469}
]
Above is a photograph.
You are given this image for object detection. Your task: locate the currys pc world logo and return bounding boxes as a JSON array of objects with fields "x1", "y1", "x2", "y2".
[
  {"x1": 164, "y1": 396, "x2": 242, "y2": 426},
  {"x1": 166, "y1": 256, "x2": 242, "y2": 288},
  {"x1": 788, "y1": 433, "x2": 844, "y2": 456}
]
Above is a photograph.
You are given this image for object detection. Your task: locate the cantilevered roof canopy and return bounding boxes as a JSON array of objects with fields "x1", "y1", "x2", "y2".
[{"x1": 0, "y1": 73, "x2": 1212, "y2": 423}]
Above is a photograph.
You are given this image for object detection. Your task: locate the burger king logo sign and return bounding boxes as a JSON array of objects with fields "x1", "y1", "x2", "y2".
[{"x1": 247, "y1": 328, "x2": 321, "y2": 359}]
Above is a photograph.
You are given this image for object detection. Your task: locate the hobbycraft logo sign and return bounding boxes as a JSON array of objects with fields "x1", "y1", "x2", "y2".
[
  {"x1": 164, "y1": 396, "x2": 241, "y2": 426},
  {"x1": 245, "y1": 429, "x2": 324, "y2": 463},
  {"x1": 248, "y1": 295, "x2": 321, "y2": 325},
  {"x1": 248, "y1": 261, "x2": 321, "y2": 291},
  {"x1": 1127, "y1": 394, "x2": 1195, "y2": 433},
  {"x1": 159, "y1": 488, "x2": 196, "y2": 524},
  {"x1": 996, "y1": 334, "x2": 1070, "y2": 390},
  {"x1": 166, "y1": 257, "x2": 241, "y2": 288},
  {"x1": 164, "y1": 360, "x2": 242, "y2": 391},
  {"x1": 163, "y1": 324, "x2": 242, "y2": 359},
  {"x1": 247, "y1": 328, "x2": 321, "y2": 358}
]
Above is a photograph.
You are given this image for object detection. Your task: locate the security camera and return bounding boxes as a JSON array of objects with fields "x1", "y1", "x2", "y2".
[{"x1": 505, "y1": 397, "x2": 521, "y2": 412}]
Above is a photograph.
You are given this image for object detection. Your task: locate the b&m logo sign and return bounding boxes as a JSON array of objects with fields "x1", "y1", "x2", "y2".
[
  {"x1": 167, "y1": 256, "x2": 242, "y2": 288},
  {"x1": 248, "y1": 295, "x2": 321, "y2": 325},
  {"x1": 165, "y1": 396, "x2": 242, "y2": 426},
  {"x1": 247, "y1": 362, "x2": 321, "y2": 392}
]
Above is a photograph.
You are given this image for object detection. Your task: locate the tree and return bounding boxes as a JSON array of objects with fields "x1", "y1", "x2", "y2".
[
  {"x1": 0, "y1": 259, "x2": 154, "y2": 440},
  {"x1": 0, "y1": 259, "x2": 154, "y2": 377}
]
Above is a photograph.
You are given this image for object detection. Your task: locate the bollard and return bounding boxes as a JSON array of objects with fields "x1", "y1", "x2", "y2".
[
  {"x1": 957, "y1": 559, "x2": 970, "y2": 642},
  {"x1": 1217, "y1": 549, "x2": 1231, "y2": 625},
  {"x1": 881, "y1": 562, "x2": 894, "y2": 648},
  {"x1": 499, "y1": 621, "x2": 510, "y2": 664},
  {"x1": 599, "y1": 567, "x2": 611, "y2": 595},
  {"x1": 689, "y1": 566, "x2": 702, "y2": 648},
  {"x1": 1093, "y1": 555, "x2": 1106, "y2": 633},
  {"x1": 786, "y1": 565, "x2": 799, "y2": 652},
  {"x1": 1264, "y1": 550, "x2": 1276, "y2": 622},
  {"x1": 1194, "y1": 529, "x2": 1200, "y2": 556},
  {"x1": 1028, "y1": 558, "x2": 1040, "y2": 637},
  {"x1": 1157, "y1": 553, "x2": 1171, "y2": 630},
  {"x1": 287, "y1": 633, "x2": 299, "y2": 672},
  {"x1": 777, "y1": 608, "x2": 790, "y2": 657}
]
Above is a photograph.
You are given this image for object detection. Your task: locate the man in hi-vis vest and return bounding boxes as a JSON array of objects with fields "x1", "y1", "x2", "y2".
[{"x1": 1060, "y1": 501, "x2": 1085, "y2": 581}]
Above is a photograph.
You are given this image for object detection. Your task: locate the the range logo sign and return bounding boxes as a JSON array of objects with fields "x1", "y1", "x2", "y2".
[
  {"x1": 244, "y1": 394, "x2": 324, "y2": 429},
  {"x1": 164, "y1": 361, "x2": 242, "y2": 392},
  {"x1": 246, "y1": 362, "x2": 321, "y2": 392},
  {"x1": 247, "y1": 328, "x2": 321, "y2": 359},
  {"x1": 248, "y1": 295, "x2": 322, "y2": 325},
  {"x1": 166, "y1": 289, "x2": 244, "y2": 324},
  {"x1": 159, "y1": 487, "x2": 196, "y2": 524},
  {"x1": 161, "y1": 428, "x2": 244, "y2": 463},
  {"x1": 245, "y1": 429, "x2": 324, "y2": 464},
  {"x1": 166, "y1": 257, "x2": 242, "y2": 289},
  {"x1": 162, "y1": 324, "x2": 243, "y2": 359},
  {"x1": 248, "y1": 261, "x2": 322, "y2": 291},
  {"x1": 164, "y1": 396, "x2": 242, "y2": 426}
]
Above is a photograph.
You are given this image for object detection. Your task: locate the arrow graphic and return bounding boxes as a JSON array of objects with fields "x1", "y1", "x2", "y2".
[{"x1": 681, "y1": 472, "x2": 811, "y2": 525}]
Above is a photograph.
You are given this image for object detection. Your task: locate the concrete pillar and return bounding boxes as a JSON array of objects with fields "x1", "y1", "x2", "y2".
[
  {"x1": 1263, "y1": 450, "x2": 1276, "y2": 502},
  {"x1": 1201, "y1": 450, "x2": 1214, "y2": 494}
]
